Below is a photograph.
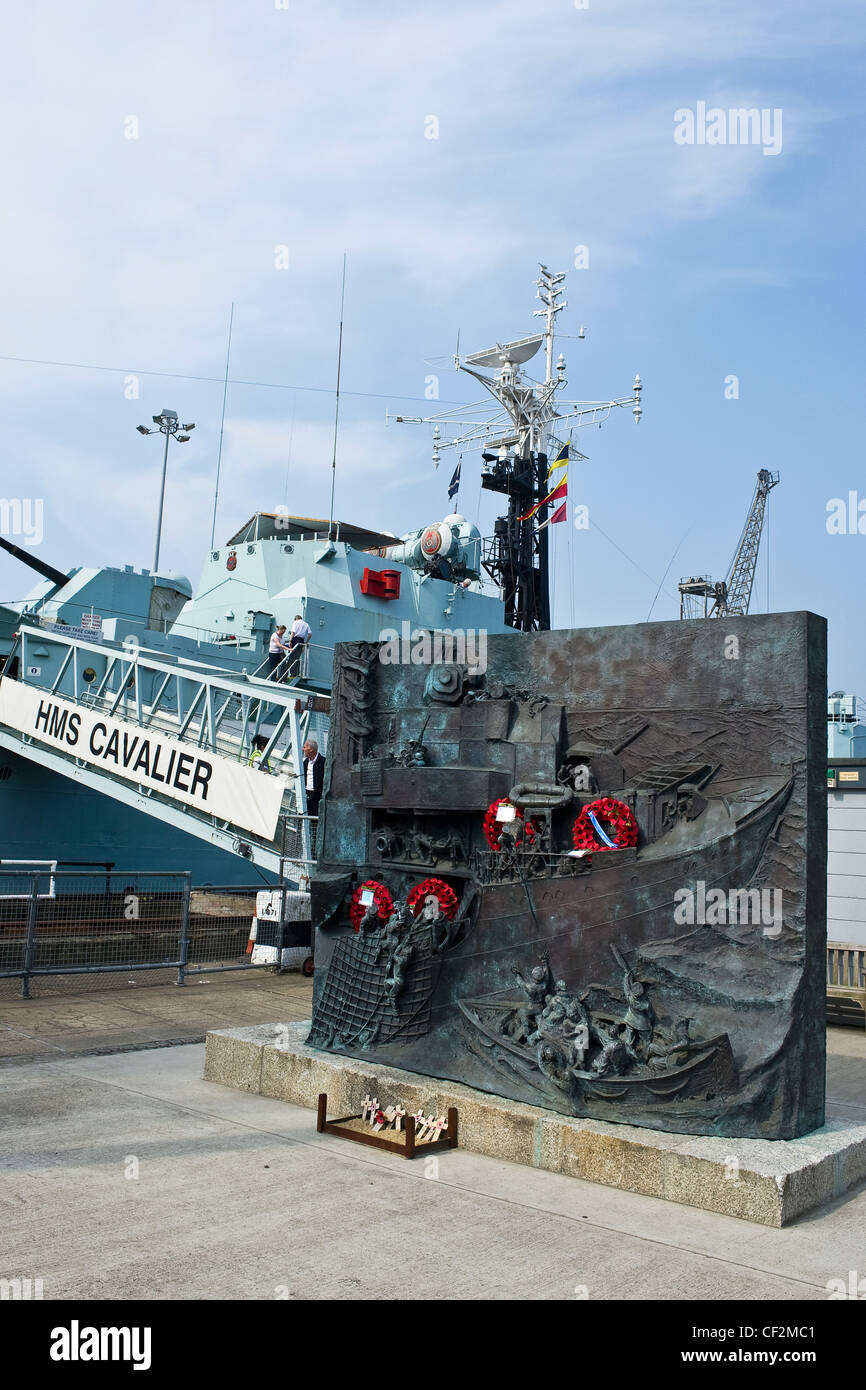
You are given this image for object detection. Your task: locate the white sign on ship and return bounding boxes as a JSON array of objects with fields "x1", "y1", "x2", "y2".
[
  {"x1": 0, "y1": 683, "x2": 284, "y2": 841},
  {"x1": 43, "y1": 622, "x2": 104, "y2": 644}
]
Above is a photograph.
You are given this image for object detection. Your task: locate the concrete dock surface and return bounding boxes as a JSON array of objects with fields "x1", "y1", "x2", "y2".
[
  {"x1": 0, "y1": 969, "x2": 314, "y2": 1064},
  {"x1": 1, "y1": 974, "x2": 864, "y2": 1300}
]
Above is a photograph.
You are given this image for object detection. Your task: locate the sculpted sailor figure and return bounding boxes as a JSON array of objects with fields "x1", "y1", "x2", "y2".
[
  {"x1": 561, "y1": 996, "x2": 591, "y2": 1068},
  {"x1": 647, "y1": 1019, "x2": 692, "y2": 1070},
  {"x1": 418, "y1": 893, "x2": 451, "y2": 953},
  {"x1": 497, "y1": 814, "x2": 522, "y2": 873},
  {"x1": 511, "y1": 951, "x2": 552, "y2": 1041},
  {"x1": 359, "y1": 902, "x2": 382, "y2": 936},
  {"x1": 528, "y1": 978, "x2": 570, "y2": 1044},
  {"x1": 385, "y1": 933, "x2": 415, "y2": 1007},
  {"x1": 620, "y1": 965, "x2": 654, "y2": 1057},
  {"x1": 590, "y1": 1020, "x2": 631, "y2": 1077},
  {"x1": 377, "y1": 900, "x2": 410, "y2": 963}
]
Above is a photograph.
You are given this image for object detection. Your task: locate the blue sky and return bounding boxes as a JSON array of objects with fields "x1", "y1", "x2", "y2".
[{"x1": 0, "y1": 0, "x2": 864, "y2": 694}]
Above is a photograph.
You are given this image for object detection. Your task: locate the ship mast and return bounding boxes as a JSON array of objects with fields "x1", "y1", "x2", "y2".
[{"x1": 394, "y1": 265, "x2": 642, "y2": 632}]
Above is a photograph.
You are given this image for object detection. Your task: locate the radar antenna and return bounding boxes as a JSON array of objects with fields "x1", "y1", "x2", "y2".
[{"x1": 392, "y1": 265, "x2": 642, "y2": 631}]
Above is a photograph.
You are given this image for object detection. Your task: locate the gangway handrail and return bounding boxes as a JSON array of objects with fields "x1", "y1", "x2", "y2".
[{"x1": 14, "y1": 621, "x2": 310, "y2": 698}]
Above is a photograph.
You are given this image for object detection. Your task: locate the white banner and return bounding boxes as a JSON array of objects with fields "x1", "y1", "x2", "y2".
[{"x1": 0, "y1": 681, "x2": 285, "y2": 841}]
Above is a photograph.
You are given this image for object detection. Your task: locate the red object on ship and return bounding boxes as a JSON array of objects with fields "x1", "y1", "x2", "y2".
[{"x1": 360, "y1": 567, "x2": 401, "y2": 599}]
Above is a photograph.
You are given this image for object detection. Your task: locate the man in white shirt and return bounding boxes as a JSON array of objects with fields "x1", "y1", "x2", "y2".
[
  {"x1": 302, "y1": 737, "x2": 325, "y2": 853},
  {"x1": 302, "y1": 739, "x2": 324, "y2": 816},
  {"x1": 288, "y1": 613, "x2": 312, "y2": 676}
]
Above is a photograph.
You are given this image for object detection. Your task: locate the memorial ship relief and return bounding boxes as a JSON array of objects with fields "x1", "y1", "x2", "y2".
[{"x1": 309, "y1": 619, "x2": 824, "y2": 1141}]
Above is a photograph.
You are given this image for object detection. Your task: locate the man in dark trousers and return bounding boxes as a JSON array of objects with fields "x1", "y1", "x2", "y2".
[
  {"x1": 288, "y1": 613, "x2": 312, "y2": 677},
  {"x1": 302, "y1": 738, "x2": 325, "y2": 852}
]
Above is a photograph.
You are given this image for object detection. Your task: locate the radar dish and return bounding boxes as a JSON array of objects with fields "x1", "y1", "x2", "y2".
[{"x1": 463, "y1": 334, "x2": 543, "y2": 369}]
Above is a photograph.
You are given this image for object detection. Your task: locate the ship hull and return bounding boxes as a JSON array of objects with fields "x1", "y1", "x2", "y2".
[{"x1": 0, "y1": 747, "x2": 275, "y2": 884}]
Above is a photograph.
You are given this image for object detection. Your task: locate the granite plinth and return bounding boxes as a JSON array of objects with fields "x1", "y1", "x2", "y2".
[{"x1": 204, "y1": 1022, "x2": 866, "y2": 1227}]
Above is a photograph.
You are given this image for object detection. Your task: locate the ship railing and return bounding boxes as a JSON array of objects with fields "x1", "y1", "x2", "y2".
[
  {"x1": 18, "y1": 612, "x2": 335, "y2": 689},
  {"x1": 21, "y1": 610, "x2": 253, "y2": 651},
  {"x1": 0, "y1": 859, "x2": 58, "y2": 899},
  {"x1": 470, "y1": 846, "x2": 592, "y2": 884},
  {"x1": 249, "y1": 639, "x2": 334, "y2": 686}
]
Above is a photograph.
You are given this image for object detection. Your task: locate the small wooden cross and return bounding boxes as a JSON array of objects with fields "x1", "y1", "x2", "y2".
[{"x1": 416, "y1": 1113, "x2": 437, "y2": 1142}]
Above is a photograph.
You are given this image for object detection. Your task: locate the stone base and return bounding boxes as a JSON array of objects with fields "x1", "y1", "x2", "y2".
[{"x1": 204, "y1": 1022, "x2": 866, "y2": 1227}]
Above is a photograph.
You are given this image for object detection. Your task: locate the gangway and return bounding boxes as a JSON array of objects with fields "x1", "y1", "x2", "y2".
[{"x1": 0, "y1": 625, "x2": 326, "y2": 879}]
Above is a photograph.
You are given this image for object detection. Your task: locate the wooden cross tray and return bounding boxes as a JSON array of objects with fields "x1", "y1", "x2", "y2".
[{"x1": 316, "y1": 1092, "x2": 458, "y2": 1159}]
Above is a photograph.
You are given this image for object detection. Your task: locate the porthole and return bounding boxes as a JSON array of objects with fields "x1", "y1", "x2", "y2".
[{"x1": 82, "y1": 667, "x2": 97, "y2": 683}]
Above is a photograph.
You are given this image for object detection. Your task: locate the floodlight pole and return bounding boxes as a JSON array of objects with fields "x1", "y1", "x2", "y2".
[
  {"x1": 137, "y1": 408, "x2": 193, "y2": 574},
  {"x1": 153, "y1": 426, "x2": 172, "y2": 573}
]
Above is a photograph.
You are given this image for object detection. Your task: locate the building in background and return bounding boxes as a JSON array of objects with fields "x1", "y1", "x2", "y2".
[{"x1": 827, "y1": 694, "x2": 866, "y2": 950}]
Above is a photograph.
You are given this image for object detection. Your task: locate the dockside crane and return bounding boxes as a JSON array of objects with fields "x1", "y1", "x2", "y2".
[{"x1": 678, "y1": 468, "x2": 780, "y2": 619}]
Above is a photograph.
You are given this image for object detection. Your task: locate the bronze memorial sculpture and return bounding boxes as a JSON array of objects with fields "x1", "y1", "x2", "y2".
[{"x1": 307, "y1": 614, "x2": 827, "y2": 1140}]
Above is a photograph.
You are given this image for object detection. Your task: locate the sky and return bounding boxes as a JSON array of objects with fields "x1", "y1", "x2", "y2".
[{"x1": 0, "y1": 0, "x2": 864, "y2": 696}]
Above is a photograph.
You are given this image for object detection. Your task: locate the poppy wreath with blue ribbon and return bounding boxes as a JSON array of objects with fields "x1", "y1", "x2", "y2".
[{"x1": 572, "y1": 797, "x2": 638, "y2": 854}]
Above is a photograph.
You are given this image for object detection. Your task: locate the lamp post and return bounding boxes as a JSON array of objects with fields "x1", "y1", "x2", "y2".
[{"x1": 136, "y1": 409, "x2": 195, "y2": 572}]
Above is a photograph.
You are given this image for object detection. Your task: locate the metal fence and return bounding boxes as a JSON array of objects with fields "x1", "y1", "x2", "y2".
[{"x1": 0, "y1": 871, "x2": 311, "y2": 998}]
